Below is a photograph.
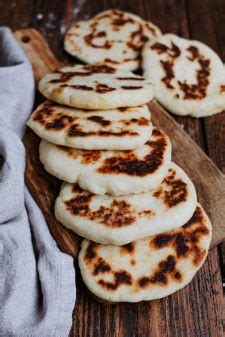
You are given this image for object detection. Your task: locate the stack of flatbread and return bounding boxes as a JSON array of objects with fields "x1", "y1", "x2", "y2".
[{"x1": 27, "y1": 9, "x2": 212, "y2": 303}]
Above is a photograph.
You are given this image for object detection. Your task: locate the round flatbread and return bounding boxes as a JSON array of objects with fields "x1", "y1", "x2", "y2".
[
  {"x1": 38, "y1": 64, "x2": 153, "y2": 110},
  {"x1": 40, "y1": 127, "x2": 171, "y2": 195},
  {"x1": 64, "y1": 9, "x2": 161, "y2": 71},
  {"x1": 142, "y1": 34, "x2": 225, "y2": 117},
  {"x1": 55, "y1": 162, "x2": 197, "y2": 245},
  {"x1": 27, "y1": 101, "x2": 152, "y2": 150},
  {"x1": 78, "y1": 204, "x2": 212, "y2": 302}
]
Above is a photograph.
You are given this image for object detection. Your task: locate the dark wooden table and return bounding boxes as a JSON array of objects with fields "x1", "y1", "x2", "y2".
[{"x1": 1, "y1": 1, "x2": 224, "y2": 336}]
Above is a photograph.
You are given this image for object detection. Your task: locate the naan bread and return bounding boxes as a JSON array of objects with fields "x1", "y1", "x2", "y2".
[
  {"x1": 79, "y1": 204, "x2": 212, "y2": 302},
  {"x1": 40, "y1": 128, "x2": 171, "y2": 195},
  {"x1": 38, "y1": 64, "x2": 153, "y2": 110},
  {"x1": 55, "y1": 162, "x2": 197, "y2": 245},
  {"x1": 27, "y1": 101, "x2": 152, "y2": 150},
  {"x1": 64, "y1": 9, "x2": 161, "y2": 71},
  {"x1": 142, "y1": 34, "x2": 225, "y2": 117}
]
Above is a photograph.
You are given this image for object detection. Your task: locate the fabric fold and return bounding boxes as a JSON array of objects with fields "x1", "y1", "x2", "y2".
[{"x1": 0, "y1": 27, "x2": 75, "y2": 337}]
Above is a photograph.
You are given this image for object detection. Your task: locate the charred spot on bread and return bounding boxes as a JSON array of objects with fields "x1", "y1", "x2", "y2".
[
  {"x1": 85, "y1": 242, "x2": 99, "y2": 261},
  {"x1": 98, "y1": 270, "x2": 132, "y2": 290},
  {"x1": 65, "y1": 194, "x2": 92, "y2": 216},
  {"x1": 64, "y1": 197, "x2": 136, "y2": 227},
  {"x1": 151, "y1": 42, "x2": 169, "y2": 54},
  {"x1": 160, "y1": 60, "x2": 175, "y2": 89},
  {"x1": 56, "y1": 147, "x2": 102, "y2": 165},
  {"x1": 95, "y1": 83, "x2": 116, "y2": 93},
  {"x1": 153, "y1": 168, "x2": 188, "y2": 207},
  {"x1": 116, "y1": 77, "x2": 145, "y2": 81},
  {"x1": 178, "y1": 58, "x2": 210, "y2": 100},
  {"x1": 151, "y1": 41, "x2": 182, "y2": 90},
  {"x1": 83, "y1": 64, "x2": 116, "y2": 73},
  {"x1": 33, "y1": 104, "x2": 74, "y2": 130},
  {"x1": 60, "y1": 84, "x2": 94, "y2": 91},
  {"x1": 138, "y1": 255, "x2": 182, "y2": 287},
  {"x1": 121, "y1": 85, "x2": 143, "y2": 90},
  {"x1": 98, "y1": 128, "x2": 167, "y2": 176},
  {"x1": 187, "y1": 45, "x2": 200, "y2": 61},
  {"x1": 45, "y1": 115, "x2": 73, "y2": 130},
  {"x1": 93, "y1": 258, "x2": 111, "y2": 275},
  {"x1": 87, "y1": 116, "x2": 111, "y2": 126},
  {"x1": 68, "y1": 124, "x2": 138, "y2": 138},
  {"x1": 220, "y1": 85, "x2": 225, "y2": 93},
  {"x1": 152, "y1": 40, "x2": 211, "y2": 100},
  {"x1": 151, "y1": 207, "x2": 209, "y2": 266},
  {"x1": 120, "y1": 242, "x2": 135, "y2": 253}
]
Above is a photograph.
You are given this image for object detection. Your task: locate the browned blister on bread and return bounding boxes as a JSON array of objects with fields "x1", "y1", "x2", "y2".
[
  {"x1": 54, "y1": 162, "x2": 197, "y2": 245},
  {"x1": 38, "y1": 64, "x2": 154, "y2": 110},
  {"x1": 64, "y1": 9, "x2": 161, "y2": 71},
  {"x1": 78, "y1": 204, "x2": 212, "y2": 302},
  {"x1": 97, "y1": 128, "x2": 168, "y2": 176},
  {"x1": 28, "y1": 100, "x2": 152, "y2": 150},
  {"x1": 40, "y1": 127, "x2": 172, "y2": 195},
  {"x1": 143, "y1": 34, "x2": 225, "y2": 117}
]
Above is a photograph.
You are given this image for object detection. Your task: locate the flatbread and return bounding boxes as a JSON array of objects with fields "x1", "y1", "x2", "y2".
[
  {"x1": 38, "y1": 64, "x2": 153, "y2": 110},
  {"x1": 55, "y1": 162, "x2": 197, "y2": 245},
  {"x1": 40, "y1": 127, "x2": 171, "y2": 195},
  {"x1": 142, "y1": 34, "x2": 225, "y2": 117},
  {"x1": 64, "y1": 9, "x2": 161, "y2": 71},
  {"x1": 78, "y1": 204, "x2": 212, "y2": 302},
  {"x1": 27, "y1": 101, "x2": 152, "y2": 150}
]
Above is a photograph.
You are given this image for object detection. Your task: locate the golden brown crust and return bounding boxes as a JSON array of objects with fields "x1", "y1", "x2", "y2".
[
  {"x1": 97, "y1": 128, "x2": 168, "y2": 176},
  {"x1": 153, "y1": 168, "x2": 188, "y2": 207},
  {"x1": 64, "y1": 195, "x2": 136, "y2": 227},
  {"x1": 81, "y1": 206, "x2": 209, "y2": 294},
  {"x1": 32, "y1": 101, "x2": 149, "y2": 139},
  {"x1": 151, "y1": 207, "x2": 209, "y2": 266}
]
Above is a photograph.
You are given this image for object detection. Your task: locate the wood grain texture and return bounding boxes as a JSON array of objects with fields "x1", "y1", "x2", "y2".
[
  {"x1": 186, "y1": 1, "x2": 225, "y2": 331},
  {"x1": 0, "y1": 0, "x2": 222, "y2": 335}
]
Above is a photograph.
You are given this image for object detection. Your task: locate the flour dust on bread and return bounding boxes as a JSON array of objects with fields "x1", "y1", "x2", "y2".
[
  {"x1": 142, "y1": 34, "x2": 225, "y2": 117},
  {"x1": 27, "y1": 101, "x2": 152, "y2": 150},
  {"x1": 78, "y1": 204, "x2": 212, "y2": 302},
  {"x1": 55, "y1": 163, "x2": 197, "y2": 245},
  {"x1": 40, "y1": 127, "x2": 171, "y2": 195},
  {"x1": 64, "y1": 9, "x2": 161, "y2": 71},
  {"x1": 39, "y1": 64, "x2": 153, "y2": 110}
]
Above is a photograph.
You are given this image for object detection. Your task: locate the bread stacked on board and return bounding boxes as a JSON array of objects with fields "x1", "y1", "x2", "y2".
[{"x1": 27, "y1": 9, "x2": 213, "y2": 303}]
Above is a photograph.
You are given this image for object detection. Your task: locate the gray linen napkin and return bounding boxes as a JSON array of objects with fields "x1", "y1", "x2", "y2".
[{"x1": 0, "y1": 27, "x2": 75, "y2": 337}]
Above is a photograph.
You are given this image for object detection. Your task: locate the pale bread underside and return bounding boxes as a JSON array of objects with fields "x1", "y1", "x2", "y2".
[
  {"x1": 78, "y1": 204, "x2": 212, "y2": 302},
  {"x1": 55, "y1": 162, "x2": 197, "y2": 245},
  {"x1": 142, "y1": 34, "x2": 225, "y2": 117},
  {"x1": 39, "y1": 127, "x2": 172, "y2": 195}
]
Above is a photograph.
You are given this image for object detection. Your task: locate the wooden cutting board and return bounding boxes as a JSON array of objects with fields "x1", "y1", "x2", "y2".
[{"x1": 14, "y1": 28, "x2": 225, "y2": 259}]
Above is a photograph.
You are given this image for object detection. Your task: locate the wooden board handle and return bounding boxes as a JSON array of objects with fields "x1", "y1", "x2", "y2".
[
  {"x1": 15, "y1": 28, "x2": 225, "y2": 252},
  {"x1": 14, "y1": 28, "x2": 63, "y2": 81}
]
